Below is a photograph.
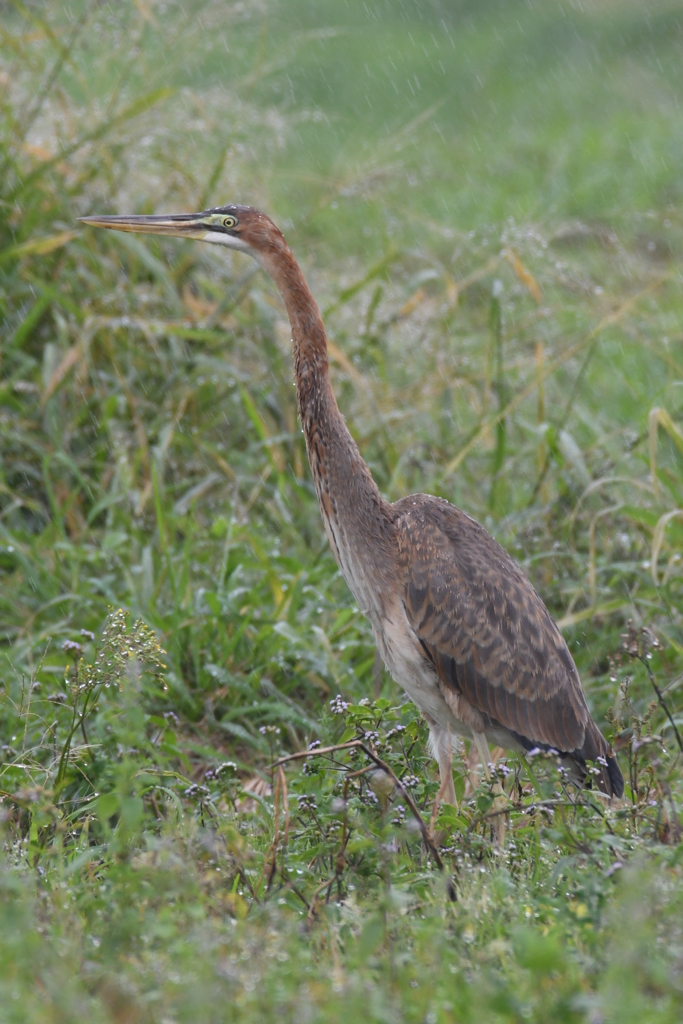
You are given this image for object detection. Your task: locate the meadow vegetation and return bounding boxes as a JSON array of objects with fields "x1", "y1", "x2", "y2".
[{"x1": 1, "y1": 1, "x2": 683, "y2": 1020}]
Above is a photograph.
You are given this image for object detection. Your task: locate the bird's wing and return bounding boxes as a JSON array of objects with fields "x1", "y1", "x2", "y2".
[{"x1": 394, "y1": 495, "x2": 594, "y2": 756}]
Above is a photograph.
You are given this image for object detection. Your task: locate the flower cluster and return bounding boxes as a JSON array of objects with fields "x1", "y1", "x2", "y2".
[
  {"x1": 297, "y1": 794, "x2": 317, "y2": 812},
  {"x1": 329, "y1": 695, "x2": 348, "y2": 715},
  {"x1": 401, "y1": 774, "x2": 420, "y2": 789},
  {"x1": 527, "y1": 746, "x2": 559, "y2": 759},
  {"x1": 184, "y1": 783, "x2": 210, "y2": 800},
  {"x1": 89, "y1": 609, "x2": 166, "y2": 692},
  {"x1": 204, "y1": 761, "x2": 237, "y2": 782},
  {"x1": 391, "y1": 804, "x2": 406, "y2": 826}
]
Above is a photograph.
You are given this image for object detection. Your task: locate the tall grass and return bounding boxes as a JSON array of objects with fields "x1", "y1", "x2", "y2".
[{"x1": 1, "y1": 1, "x2": 682, "y2": 1021}]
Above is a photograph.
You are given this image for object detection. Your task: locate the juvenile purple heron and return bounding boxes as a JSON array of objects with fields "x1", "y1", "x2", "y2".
[{"x1": 80, "y1": 205, "x2": 624, "y2": 809}]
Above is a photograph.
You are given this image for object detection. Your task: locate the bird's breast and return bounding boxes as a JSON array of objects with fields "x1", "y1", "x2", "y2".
[
  {"x1": 309, "y1": 448, "x2": 394, "y2": 621},
  {"x1": 314, "y1": 484, "x2": 381, "y2": 616},
  {"x1": 372, "y1": 600, "x2": 458, "y2": 726}
]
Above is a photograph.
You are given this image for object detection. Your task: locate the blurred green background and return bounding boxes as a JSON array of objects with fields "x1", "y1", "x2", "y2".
[
  {"x1": 1, "y1": 1, "x2": 683, "y2": 1022},
  {"x1": 45, "y1": 0, "x2": 683, "y2": 246}
]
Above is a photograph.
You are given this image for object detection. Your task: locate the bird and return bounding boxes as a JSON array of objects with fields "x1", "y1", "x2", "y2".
[{"x1": 80, "y1": 204, "x2": 624, "y2": 817}]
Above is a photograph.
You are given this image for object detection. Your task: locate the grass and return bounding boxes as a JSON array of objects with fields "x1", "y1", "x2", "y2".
[{"x1": 1, "y1": 0, "x2": 683, "y2": 1020}]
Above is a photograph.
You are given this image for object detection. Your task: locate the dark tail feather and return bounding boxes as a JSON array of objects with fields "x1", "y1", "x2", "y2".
[
  {"x1": 605, "y1": 752, "x2": 624, "y2": 798},
  {"x1": 512, "y1": 720, "x2": 624, "y2": 798},
  {"x1": 575, "y1": 721, "x2": 624, "y2": 798},
  {"x1": 564, "y1": 750, "x2": 624, "y2": 798}
]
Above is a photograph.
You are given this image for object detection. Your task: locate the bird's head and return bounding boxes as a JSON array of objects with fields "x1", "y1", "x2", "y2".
[{"x1": 79, "y1": 204, "x2": 287, "y2": 260}]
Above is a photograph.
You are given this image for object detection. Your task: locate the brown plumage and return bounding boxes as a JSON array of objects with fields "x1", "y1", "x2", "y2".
[
  {"x1": 396, "y1": 495, "x2": 622, "y2": 796},
  {"x1": 81, "y1": 204, "x2": 624, "y2": 802}
]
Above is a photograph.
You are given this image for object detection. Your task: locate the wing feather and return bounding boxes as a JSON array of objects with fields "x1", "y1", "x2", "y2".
[{"x1": 395, "y1": 494, "x2": 592, "y2": 757}]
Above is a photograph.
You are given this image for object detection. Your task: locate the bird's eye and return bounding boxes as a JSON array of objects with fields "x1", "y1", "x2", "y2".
[{"x1": 222, "y1": 215, "x2": 237, "y2": 229}]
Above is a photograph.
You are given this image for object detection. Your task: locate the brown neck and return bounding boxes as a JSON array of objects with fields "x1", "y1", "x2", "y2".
[
  {"x1": 259, "y1": 243, "x2": 358, "y2": 446},
  {"x1": 258, "y1": 243, "x2": 394, "y2": 594},
  {"x1": 259, "y1": 244, "x2": 330, "y2": 419}
]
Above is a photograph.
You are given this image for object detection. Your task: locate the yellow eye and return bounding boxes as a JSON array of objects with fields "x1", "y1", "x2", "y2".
[{"x1": 222, "y1": 215, "x2": 237, "y2": 229}]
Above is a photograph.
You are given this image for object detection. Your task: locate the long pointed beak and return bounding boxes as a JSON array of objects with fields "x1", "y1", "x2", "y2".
[{"x1": 79, "y1": 213, "x2": 210, "y2": 241}]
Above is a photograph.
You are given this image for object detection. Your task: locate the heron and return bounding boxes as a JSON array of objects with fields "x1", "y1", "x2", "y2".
[{"x1": 80, "y1": 205, "x2": 624, "y2": 825}]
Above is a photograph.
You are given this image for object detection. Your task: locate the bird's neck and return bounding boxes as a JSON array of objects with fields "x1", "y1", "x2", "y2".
[
  {"x1": 260, "y1": 244, "x2": 331, "y2": 411},
  {"x1": 260, "y1": 244, "x2": 395, "y2": 606},
  {"x1": 259, "y1": 243, "x2": 351, "y2": 444}
]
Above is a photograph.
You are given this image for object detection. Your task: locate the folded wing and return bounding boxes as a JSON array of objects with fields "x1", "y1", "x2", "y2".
[{"x1": 394, "y1": 494, "x2": 623, "y2": 797}]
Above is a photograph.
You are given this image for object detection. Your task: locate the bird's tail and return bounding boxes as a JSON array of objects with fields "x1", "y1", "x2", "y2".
[{"x1": 571, "y1": 720, "x2": 624, "y2": 798}]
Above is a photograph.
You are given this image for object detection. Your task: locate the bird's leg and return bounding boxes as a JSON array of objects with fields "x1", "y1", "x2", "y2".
[
  {"x1": 472, "y1": 730, "x2": 507, "y2": 848},
  {"x1": 435, "y1": 730, "x2": 457, "y2": 806},
  {"x1": 428, "y1": 731, "x2": 457, "y2": 841},
  {"x1": 429, "y1": 771, "x2": 455, "y2": 840},
  {"x1": 472, "y1": 731, "x2": 492, "y2": 780}
]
